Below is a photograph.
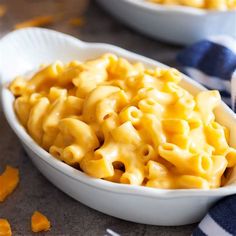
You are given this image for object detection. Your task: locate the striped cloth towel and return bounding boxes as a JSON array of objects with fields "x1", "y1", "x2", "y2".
[
  {"x1": 177, "y1": 37, "x2": 236, "y2": 236},
  {"x1": 177, "y1": 36, "x2": 236, "y2": 108}
]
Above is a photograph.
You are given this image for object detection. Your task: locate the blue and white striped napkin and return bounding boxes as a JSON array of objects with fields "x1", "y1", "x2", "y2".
[
  {"x1": 177, "y1": 36, "x2": 236, "y2": 109},
  {"x1": 177, "y1": 37, "x2": 236, "y2": 236},
  {"x1": 192, "y1": 195, "x2": 236, "y2": 236}
]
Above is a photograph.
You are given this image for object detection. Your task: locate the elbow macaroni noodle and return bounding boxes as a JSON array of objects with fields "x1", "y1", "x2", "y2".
[
  {"x1": 148, "y1": 0, "x2": 236, "y2": 10},
  {"x1": 10, "y1": 53, "x2": 236, "y2": 189}
]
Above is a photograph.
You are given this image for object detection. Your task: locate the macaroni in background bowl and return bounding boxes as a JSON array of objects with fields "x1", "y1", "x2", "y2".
[
  {"x1": 149, "y1": 0, "x2": 236, "y2": 10},
  {"x1": 1, "y1": 28, "x2": 236, "y2": 226}
]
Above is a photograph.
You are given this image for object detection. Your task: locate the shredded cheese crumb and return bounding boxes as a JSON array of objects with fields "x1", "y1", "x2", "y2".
[
  {"x1": 14, "y1": 15, "x2": 54, "y2": 29},
  {"x1": 0, "y1": 219, "x2": 12, "y2": 236},
  {"x1": 0, "y1": 4, "x2": 6, "y2": 18},
  {"x1": 31, "y1": 211, "x2": 51, "y2": 233},
  {"x1": 0, "y1": 165, "x2": 19, "y2": 202},
  {"x1": 68, "y1": 17, "x2": 85, "y2": 27}
]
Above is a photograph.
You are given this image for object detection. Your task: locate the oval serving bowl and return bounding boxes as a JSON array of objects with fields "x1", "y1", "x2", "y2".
[
  {"x1": 1, "y1": 28, "x2": 236, "y2": 226},
  {"x1": 97, "y1": 0, "x2": 236, "y2": 45}
]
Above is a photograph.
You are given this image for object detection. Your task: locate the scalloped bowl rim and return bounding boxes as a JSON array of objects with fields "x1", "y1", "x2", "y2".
[
  {"x1": 1, "y1": 28, "x2": 236, "y2": 199},
  {"x1": 121, "y1": 0, "x2": 236, "y2": 15}
]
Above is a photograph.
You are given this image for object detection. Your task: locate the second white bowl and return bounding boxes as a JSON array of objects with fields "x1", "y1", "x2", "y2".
[{"x1": 97, "y1": 0, "x2": 236, "y2": 45}]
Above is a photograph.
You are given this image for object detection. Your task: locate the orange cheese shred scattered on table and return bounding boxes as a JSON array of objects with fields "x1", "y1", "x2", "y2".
[
  {"x1": 0, "y1": 165, "x2": 19, "y2": 202},
  {"x1": 68, "y1": 17, "x2": 85, "y2": 27},
  {"x1": 0, "y1": 4, "x2": 6, "y2": 18},
  {"x1": 31, "y1": 211, "x2": 51, "y2": 233},
  {"x1": 0, "y1": 219, "x2": 12, "y2": 236},
  {"x1": 14, "y1": 15, "x2": 54, "y2": 29}
]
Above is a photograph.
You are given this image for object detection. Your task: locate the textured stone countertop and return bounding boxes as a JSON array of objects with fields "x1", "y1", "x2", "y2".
[{"x1": 0, "y1": 0, "x2": 196, "y2": 235}]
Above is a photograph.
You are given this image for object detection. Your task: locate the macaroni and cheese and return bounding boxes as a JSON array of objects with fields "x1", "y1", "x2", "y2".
[
  {"x1": 9, "y1": 54, "x2": 236, "y2": 189},
  {"x1": 149, "y1": 0, "x2": 236, "y2": 10}
]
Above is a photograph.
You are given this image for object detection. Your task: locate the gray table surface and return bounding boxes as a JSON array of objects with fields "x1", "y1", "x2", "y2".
[{"x1": 0, "y1": 1, "x2": 196, "y2": 235}]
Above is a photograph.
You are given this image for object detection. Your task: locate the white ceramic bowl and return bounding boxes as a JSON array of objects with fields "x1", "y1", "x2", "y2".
[
  {"x1": 1, "y1": 28, "x2": 236, "y2": 226},
  {"x1": 97, "y1": 0, "x2": 236, "y2": 45}
]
